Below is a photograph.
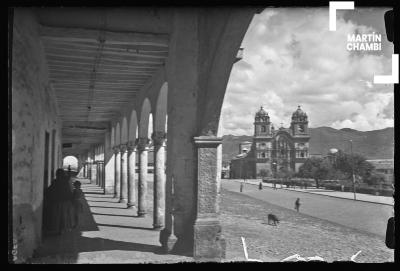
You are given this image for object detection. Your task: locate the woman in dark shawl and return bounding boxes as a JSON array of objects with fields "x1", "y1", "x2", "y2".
[
  {"x1": 43, "y1": 169, "x2": 74, "y2": 235},
  {"x1": 56, "y1": 170, "x2": 74, "y2": 233}
]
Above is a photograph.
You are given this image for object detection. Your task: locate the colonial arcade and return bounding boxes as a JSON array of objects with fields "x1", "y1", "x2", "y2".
[{"x1": 11, "y1": 7, "x2": 262, "y2": 262}]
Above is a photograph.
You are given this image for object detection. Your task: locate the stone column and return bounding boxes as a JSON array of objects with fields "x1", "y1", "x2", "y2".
[
  {"x1": 152, "y1": 131, "x2": 166, "y2": 229},
  {"x1": 98, "y1": 161, "x2": 103, "y2": 189},
  {"x1": 101, "y1": 162, "x2": 105, "y2": 190},
  {"x1": 159, "y1": 8, "x2": 255, "y2": 257},
  {"x1": 88, "y1": 162, "x2": 92, "y2": 180},
  {"x1": 98, "y1": 163, "x2": 101, "y2": 187},
  {"x1": 127, "y1": 142, "x2": 137, "y2": 209},
  {"x1": 137, "y1": 137, "x2": 149, "y2": 217},
  {"x1": 96, "y1": 163, "x2": 100, "y2": 186},
  {"x1": 83, "y1": 163, "x2": 86, "y2": 178},
  {"x1": 113, "y1": 146, "x2": 121, "y2": 198},
  {"x1": 193, "y1": 136, "x2": 225, "y2": 260},
  {"x1": 119, "y1": 144, "x2": 128, "y2": 203}
]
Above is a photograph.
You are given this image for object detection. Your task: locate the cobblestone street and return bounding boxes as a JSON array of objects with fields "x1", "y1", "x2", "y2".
[
  {"x1": 220, "y1": 189, "x2": 394, "y2": 262},
  {"x1": 222, "y1": 180, "x2": 393, "y2": 237}
]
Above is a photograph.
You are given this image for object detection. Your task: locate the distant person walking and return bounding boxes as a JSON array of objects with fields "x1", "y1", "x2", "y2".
[
  {"x1": 273, "y1": 181, "x2": 277, "y2": 190},
  {"x1": 259, "y1": 181, "x2": 263, "y2": 190},
  {"x1": 67, "y1": 165, "x2": 72, "y2": 178},
  {"x1": 295, "y1": 198, "x2": 301, "y2": 212},
  {"x1": 240, "y1": 182, "x2": 244, "y2": 192}
]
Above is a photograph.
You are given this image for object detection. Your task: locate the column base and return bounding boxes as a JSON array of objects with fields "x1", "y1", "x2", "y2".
[
  {"x1": 126, "y1": 203, "x2": 135, "y2": 209},
  {"x1": 137, "y1": 210, "x2": 147, "y2": 217},
  {"x1": 104, "y1": 187, "x2": 114, "y2": 195},
  {"x1": 153, "y1": 224, "x2": 164, "y2": 230},
  {"x1": 159, "y1": 228, "x2": 178, "y2": 253},
  {"x1": 119, "y1": 199, "x2": 127, "y2": 203},
  {"x1": 193, "y1": 216, "x2": 226, "y2": 261}
]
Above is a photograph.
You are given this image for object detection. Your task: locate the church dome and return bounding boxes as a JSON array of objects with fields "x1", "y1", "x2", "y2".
[
  {"x1": 255, "y1": 106, "x2": 270, "y2": 122},
  {"x1": 256, "y1": 106, "x2": 268, "y2": 117},
  {"x1": 291, "y1": 105, "x2": 308, "y2": 122}
]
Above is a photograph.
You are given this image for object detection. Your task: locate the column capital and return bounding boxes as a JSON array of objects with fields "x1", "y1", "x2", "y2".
[
  {"x1": 113, "y1": 146, "x2": 120, "y2": 154},
  {"x1": 120, "y1": 144, "x2": 128, "y2": 153},
  {"x1": 193, "y1": 136, "x2": 222, "y2": 147},
  {"x1": 136, "y1": 137, "x2": 150, "y2": 151},
  {"x1": 127, "y1": 141, "x2": 137, "y2": 152},
  {"x1": 152, "y1": 131, "x2": 167, "y2": 147}
]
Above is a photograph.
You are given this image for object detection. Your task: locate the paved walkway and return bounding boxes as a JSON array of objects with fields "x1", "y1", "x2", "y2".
[
  {"x1": 31, "y1": 178, "x2": 193, "y2": 263},
  {"x1": 222, "y1": 180, "x2": 393, "y2": 237},
  {"x1": 229, "y1": 179, "x2": 394, "y2": 206}
]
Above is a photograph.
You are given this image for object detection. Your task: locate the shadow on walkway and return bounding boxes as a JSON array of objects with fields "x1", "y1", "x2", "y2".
[
  {"x1": 91, "y1": 212, "x2": 140, "y2": 218},
  {"x1": 31, "y1": 230, "x2": 164, "y2": 263},
  {"x1": 86, "y1": 199, "x2": 121, "y2": 203},
  {"x1": 30, "y1": 178, "x2": 174, "y2": 263},
  {"x1": 88, "y1": 205, "x2": 130, "y2": 210},
  {"x1": 96, "y1": 223, "x2": 156, "y2": 231}
]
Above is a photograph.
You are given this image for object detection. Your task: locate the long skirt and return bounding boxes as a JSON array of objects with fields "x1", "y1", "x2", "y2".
[{"x1": 59, "y1": 200, "x2": 74, "y2": 232}]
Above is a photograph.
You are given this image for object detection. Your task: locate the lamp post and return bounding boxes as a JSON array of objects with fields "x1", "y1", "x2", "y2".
[{"x1": 349, "y1": 140, "x2": 356, "y2": 200}]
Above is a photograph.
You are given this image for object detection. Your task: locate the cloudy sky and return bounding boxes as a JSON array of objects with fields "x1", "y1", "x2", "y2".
[{"x1": 221, "y1": 8, "x2": 394, "y2": 135}]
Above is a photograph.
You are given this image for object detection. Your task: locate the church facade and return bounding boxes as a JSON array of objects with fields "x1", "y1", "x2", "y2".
[{"x1": 230, "y1": 106, "x2": 310, "y2": 179}]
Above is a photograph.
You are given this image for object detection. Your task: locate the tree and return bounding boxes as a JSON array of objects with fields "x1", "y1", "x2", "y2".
[
  {"x1": 364, "y1": 172, "x2": 386, "y2": 186},
  {"x1": 298, "y1": 150, "x2": 376, "y2": 189},
  {"x1": 297, "y1": 157, "x2": 329, "y2": 188},
  {"x1": 259, "y1": 169, "x2": 270, "y2": 179},
  {"x1": 333, "y1": 150, "x2": 374, "y2": 181}
]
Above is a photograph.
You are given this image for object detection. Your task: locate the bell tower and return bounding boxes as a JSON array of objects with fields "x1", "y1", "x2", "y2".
[
  {"x1": 291, "y1": 105, "x2": 309, "y2": 136},
  {"x1": 254, "y1": 106, "x2": 271, "y2": 136}
]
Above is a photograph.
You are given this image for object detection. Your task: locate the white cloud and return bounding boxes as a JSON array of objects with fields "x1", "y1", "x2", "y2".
[{"x1": 221, "y1": 8, "x2": 394, "y2": 135}]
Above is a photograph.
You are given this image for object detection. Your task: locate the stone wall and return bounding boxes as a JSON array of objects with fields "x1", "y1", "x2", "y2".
[{"x1": 12, "y1": 9, "x2": 62, "y2": 263}]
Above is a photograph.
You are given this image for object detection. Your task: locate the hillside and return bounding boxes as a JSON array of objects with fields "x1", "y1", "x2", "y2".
[{"x1": 222, "y1": 127, "x2": 394, "y2": 163}]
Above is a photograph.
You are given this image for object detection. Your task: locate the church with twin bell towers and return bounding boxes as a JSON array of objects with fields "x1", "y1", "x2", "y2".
[{"x1": 230, "y1": 105, "x2": 311, "y2": 179}]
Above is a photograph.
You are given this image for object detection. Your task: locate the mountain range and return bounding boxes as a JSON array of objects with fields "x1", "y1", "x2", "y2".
[{"x1": 222, "y1": 127, "x2": 394, "y2": 163}]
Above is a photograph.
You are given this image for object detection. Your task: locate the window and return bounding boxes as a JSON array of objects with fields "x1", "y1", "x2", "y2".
[
  {"x1": 298, "y1": 124, "x2": 305, "y2": 133},
  {"x1": 261, "y1": 125, "x2": 266, "y2": 132},
  {"x1": 261, "y1": 152, "x2": 266, "y2": 158}
]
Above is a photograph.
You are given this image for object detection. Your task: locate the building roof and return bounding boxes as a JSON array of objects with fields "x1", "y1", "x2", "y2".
[{"x1": 367, "y1": 159, "x2": 394, "y2": 169}]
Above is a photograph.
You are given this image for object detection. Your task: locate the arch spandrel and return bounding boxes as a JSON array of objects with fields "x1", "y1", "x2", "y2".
[
  {"x1": 115, "y1": 122, "x2": 121, "y2": 146},
  {"x1": 138, "y1": 98, "x2": 152, "y2": 138}
]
